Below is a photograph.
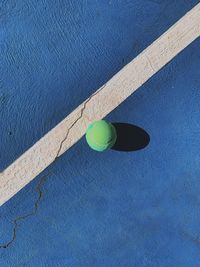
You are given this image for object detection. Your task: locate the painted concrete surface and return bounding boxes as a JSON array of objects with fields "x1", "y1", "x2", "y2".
[{"x1": 0, "y1": 0, "x2": 200, "y2": 266}]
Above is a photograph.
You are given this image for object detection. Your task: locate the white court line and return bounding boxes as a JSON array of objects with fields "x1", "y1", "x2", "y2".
[{"x1": 0, "y1": 3, "x2": 200, "y2": 206}]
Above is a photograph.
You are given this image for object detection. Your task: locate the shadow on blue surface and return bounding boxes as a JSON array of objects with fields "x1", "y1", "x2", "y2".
[
  {"x1": 112, "y1": 123, "x2": 150, "y2": 152},
  {"x1": 1, "y1": 0, "x2": 200, "y2": 266}
]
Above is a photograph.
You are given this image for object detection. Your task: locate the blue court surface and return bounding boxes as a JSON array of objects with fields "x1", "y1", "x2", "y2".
[{"x1": 0, "y1": 1, "x2": 200, "y2": 266}]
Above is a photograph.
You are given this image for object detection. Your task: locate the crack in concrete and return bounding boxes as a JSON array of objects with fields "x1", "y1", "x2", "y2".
[
  {"x1": 0, "y1": 173, "x2": 50, "y2": 249},
  {"x1": 55, "y1": 83, "x2": 107, "y2": 159},
  {"x1": 0, "y1": 83, "x2": 106, "y2": 249},
  {"x1": 145, "y1": 54, "x2": 156, "y2": 72}
]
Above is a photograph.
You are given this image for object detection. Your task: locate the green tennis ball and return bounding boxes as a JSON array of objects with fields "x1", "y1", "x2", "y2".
[{"x1": 86, "y1": 120, "x2": 117, "y2": 152}]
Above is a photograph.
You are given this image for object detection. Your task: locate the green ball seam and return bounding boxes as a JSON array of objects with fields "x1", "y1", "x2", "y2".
[{"x1": 86, "y1": 123, "x2": 117, "y2": 151}]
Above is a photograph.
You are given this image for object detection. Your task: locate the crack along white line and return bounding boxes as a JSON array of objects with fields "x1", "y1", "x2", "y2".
[{"x1": 0, "y1": 3, "x2": 200, "y2": 206}]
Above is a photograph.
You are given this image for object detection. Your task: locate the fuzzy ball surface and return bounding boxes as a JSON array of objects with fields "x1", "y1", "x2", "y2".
[{"x1": 86, "y1": 120, "x2": 117, "y2": 152}]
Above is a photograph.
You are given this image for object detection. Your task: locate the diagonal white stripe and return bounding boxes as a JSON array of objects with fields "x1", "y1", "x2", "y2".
[{"x1": 0, "y1": 3, "x2": 200, "y2": 206}]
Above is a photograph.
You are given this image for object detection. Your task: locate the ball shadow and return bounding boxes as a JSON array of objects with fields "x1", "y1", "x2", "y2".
[{"x1": 111, "y1": 123, "x2": 150, "y2": 152}]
